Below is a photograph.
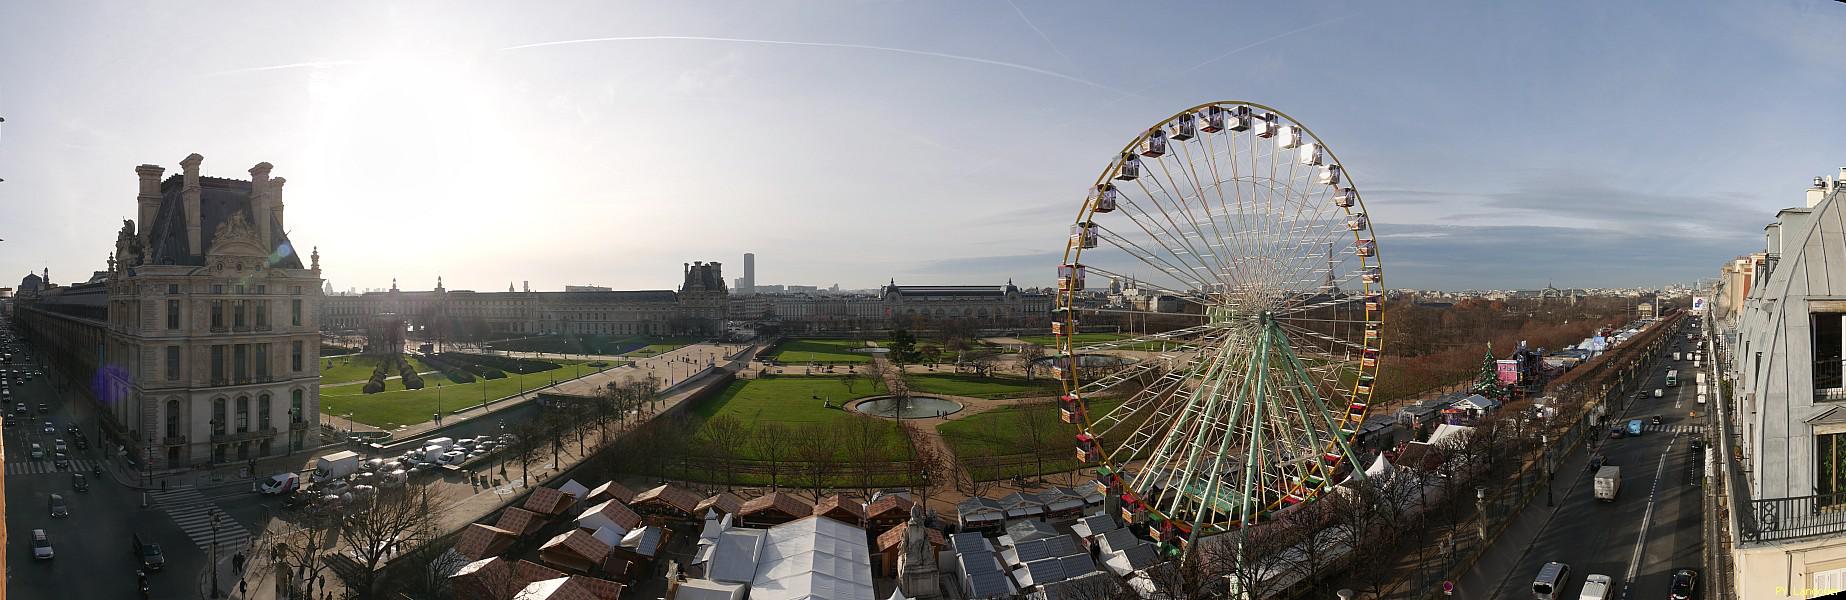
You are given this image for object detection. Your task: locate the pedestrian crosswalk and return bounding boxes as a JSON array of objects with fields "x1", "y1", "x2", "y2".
[
  {"x1": 148, "y1": 487, "x2": 251, "y2": 551},
  {"x1": 1643, "y1": 424, "x2": 1705, "y2": 434},
  {"x1": 4, "y1": 458, "x2": 98, "y2": 476}
]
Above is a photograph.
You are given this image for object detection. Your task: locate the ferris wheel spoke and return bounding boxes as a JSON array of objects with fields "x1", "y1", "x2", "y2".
[
  {"x1": 1130, "y1": 167, "x2": 1240, "y2": 293},
  {"x1": 1083, "y1": 264, "x2": 1211, "y2": 307},
  {"x1": 1092, "y1": 226, "x2": 1215, "y2": 298},
  {"x1": 1108, "y1": 186, "x2": 1229, "y2": 291},
  {"x1": 1146, "y1": 151, "x2": 1245, "y2": 293},
  {"x1": 1073, "y1": 323, "x2": 1220, "y2": 353}
]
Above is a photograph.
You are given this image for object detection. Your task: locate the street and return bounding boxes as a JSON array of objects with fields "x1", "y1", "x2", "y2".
[
  {"x1": 2, "y1": 352, "x2": 272, "y2": 600},
  {"x1": 1465, "y1": 333, "x2": 1708, "y2": 599}
]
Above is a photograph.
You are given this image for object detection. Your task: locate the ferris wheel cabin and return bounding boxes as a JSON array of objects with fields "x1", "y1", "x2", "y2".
[
  {"x1": 1138, "y1": 129, "x2": 1169, "y2": 158},
  {"x1": 1278, "y1": 125, "x2": 1302, "y2": 149},
  {"x1": 1088, "y1": 184, "x2": 1117, "y2": 213},
  {"x1": 1334, "y1": 186, "x2": 1357, "y2": 208},
  {"x1": 1167, "y1": 113, "x2": 1197, "y2": 140},
  {"x1": 1071, "y1": 222, "x2": 1098, "y2": 249},
  {"x1": 1115, "y1": 154, "x2": 1142, "y2": 181}
]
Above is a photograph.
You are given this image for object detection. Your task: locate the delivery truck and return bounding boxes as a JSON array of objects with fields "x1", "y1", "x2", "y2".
[
  {"x1": 313, "y1": 450, "x2": 362, "y2": 483},
  {"x1": 1594, "y1": 466, "x2": 1621, "y2": 502}
]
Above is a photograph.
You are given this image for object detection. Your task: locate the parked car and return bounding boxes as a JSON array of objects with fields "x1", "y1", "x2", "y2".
[
  {"x1": 31, "y1": 529, "x2": 53, "y2": 559},
  {"x1": 318, "y1": 480, "x2": 351, "y2": 496}
]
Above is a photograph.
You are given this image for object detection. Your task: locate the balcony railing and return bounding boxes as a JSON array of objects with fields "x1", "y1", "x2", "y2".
[
  {"x1": 161, "y1": 435, "x2": 187, "y2": 447},
  {"x1": 1740, "y1": 491, "x2": 1846, "y2": 543}
]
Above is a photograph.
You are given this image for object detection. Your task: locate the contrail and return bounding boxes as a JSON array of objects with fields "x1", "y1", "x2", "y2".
[
  {"x1": 204, "y1": 59, "x2": 368, "y2": 77},
  {"x1": 1004, "y1": 0, "x2": 1082, "y2": 78},
  {"x1": 1171, "y1": 13, "x2": 1361, "y2": 80},
  {"x1": 498, "y1": 34, "x2": 1123, "y2": 93}
]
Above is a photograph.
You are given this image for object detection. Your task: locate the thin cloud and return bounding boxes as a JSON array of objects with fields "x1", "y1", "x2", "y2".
[{"x1": 498, "y1": 35, "x2": 1128, "y2": 94}]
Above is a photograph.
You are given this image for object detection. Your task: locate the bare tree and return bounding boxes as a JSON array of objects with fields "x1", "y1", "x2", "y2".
[
  {"x1": 1200, "y1": 523, "x2": 1298, "y2": 600},
  {"x1": 700, "y1": 414, "x2": 749, "y2": 488},
  {"x1": 847, "y1": 414, "x2": 889, "y2": 497},
  {"x1": 842, "y1": 369, "x2": 861, "y2": 395},
  {"x1": 1016, "y1": 402, "x2": 1057, "y2": 483},
  {"x1": 795, "y1": 423, "x2": 843, "y2": 500},
  {"x1": 751, "y1": 422, "x2": 793, "y2": 491},
  {"x1": 339, "y1": 486, "x2": 455, "y2": 599},
  {"x1": 907, "y1": 429, "x2": 947, "y2": 508},
  {"x1": 1281, "y1": 497, "x2": 1343, "y2": 591},
  {"x1": 510, "y1": 422, "x2": 544, "y2": 486},
  {"x1": 1018, "y1": 344, "x2": 1046, "y2": 379}
]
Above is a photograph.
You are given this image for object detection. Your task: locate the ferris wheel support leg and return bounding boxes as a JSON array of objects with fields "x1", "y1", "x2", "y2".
[
  {"x1": 1238, "y1": 325, "x2": 1271, "y2": 527},
  {"x1": 1271, "y1": 322, "x2": 1367, "y2": 482}
]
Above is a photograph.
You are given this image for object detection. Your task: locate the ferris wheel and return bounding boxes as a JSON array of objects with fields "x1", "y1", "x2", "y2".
[{"x1": 1054, "y1": 101, "x2": 1383, "y2": 552}]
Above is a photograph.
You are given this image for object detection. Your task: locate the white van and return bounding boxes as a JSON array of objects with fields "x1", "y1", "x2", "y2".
[
  {"x1": 1579, "y1": 574, "x2": 1612, "y2": 600},
  {"x1": 1653, "y1": 389, "x2": 1664, "y2": 398},
  {"x1": 425, "y1": 437, "x2": 455, "y2": 450},
  {"x1": 1534, "y1": 561, "x2": 1570, "y2": 600}
]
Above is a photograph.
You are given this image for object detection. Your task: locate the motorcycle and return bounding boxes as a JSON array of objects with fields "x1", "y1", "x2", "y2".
[
  {"x1": 137, "y1": 570, "x2": 149, "y2": 598},
  {"x1": 92, "y1": 464, "x2": 102, "y2": 476}
]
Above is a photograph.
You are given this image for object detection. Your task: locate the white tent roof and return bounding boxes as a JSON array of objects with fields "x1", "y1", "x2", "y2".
[
  {"x1": 749, "y1": 516, "x2": 875, "y2": 600},
  {"x1": 1364, "y1": 454, "x2": 1396, "y2": 479},
  {"x1": 557, "y1": 479, "x2": 590, "y2": 506},
  {"x1": 1427, "y1": 424, "x2": 1475, "y2": 447},
  {"x1": 676, "y1": 579, "x2": 747, "y2": 600}
]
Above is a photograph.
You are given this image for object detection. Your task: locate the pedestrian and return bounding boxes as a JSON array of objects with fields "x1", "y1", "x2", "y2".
[
  {"x1": 240, "y1": 580, "x2": 247, "y2": 597},
  {"x1": 161, "y1": 479, "x2": 167, "y2": 491},
  {"x1": 233, "y1": 551, "x2": 245, "y2": 574}
]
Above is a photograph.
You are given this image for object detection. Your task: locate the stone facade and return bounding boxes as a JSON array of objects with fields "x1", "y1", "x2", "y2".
[
  {"x1": 14, "y1": 155, "x2": 322, "y2": 471},
  {"x1": 321, "y1": 262, "x2": 728, "y2": 339}
]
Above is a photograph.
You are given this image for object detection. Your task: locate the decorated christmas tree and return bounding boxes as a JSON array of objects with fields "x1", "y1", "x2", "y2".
[{"x1": 1470, "y1": 344, "x2": 1506, "y2": 398}]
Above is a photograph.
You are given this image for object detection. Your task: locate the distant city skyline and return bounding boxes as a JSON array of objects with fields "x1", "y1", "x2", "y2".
[{"x1": 3, "y1": 2, "x2": 1843, "y2": 291}]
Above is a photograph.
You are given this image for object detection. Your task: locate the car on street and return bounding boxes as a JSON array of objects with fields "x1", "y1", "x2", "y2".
[
  {"x1": 53, "y1": 454, "x2": 69, "y2": 470},
  {"x1": 1588, "y1": 455, "x2": 1607, "y2": 471},
  {"x1": 37, "y1": 403, "x2": 47, "y2": 414},
  {"x1": 1651, "y1": 415, "x2": 1664, "y2": 425},
  {"x1": 48, "y1": 494, "x2": 69, "y2": 518},
  {"x1": 29, "y1": 443, "x2": 43, "y2": 459},
  {"x1": 1690, "y1": 436, "x2": 1707, "y2": 451},
  {"x1": 318, "y1": 479, "x2": 352, "y2": 496},
  {"x1": 41, "y1": 421, "x2": 54, "y2": 434},
  {"x1": 1669, "y1": 568, "x2": 1698, "y2": 599},
  {"x1": 31, "y1": 529, "x2": 53, "y2": 560},
  {"x1": 132, "y1": 534, "x2": 165, "y2": 571},
  {"x1": 72, "y1": 473, "x2": 88, "y2": 492}
]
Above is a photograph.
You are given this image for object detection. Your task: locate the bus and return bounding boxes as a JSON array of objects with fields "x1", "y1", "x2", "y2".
[{"x1": 1666, "y1": 370, "x2": 1679, "y2": 387}]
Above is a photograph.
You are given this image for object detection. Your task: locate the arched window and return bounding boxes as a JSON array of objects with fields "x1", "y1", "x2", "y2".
[
  {"x1": 212, "y1": 398, "x2": 227, "y2": 436},
  {"x1": 291, "y1": 389, "x2": 304, "y2": 424},
  {"x1": 235, "y1": 395, "x2": 250, "y2": 432},
  {"x1": 165, "y1": 399, "x2": 180, "y2": 438},
  {"x1": 258, "y1": 393, "x2": 272, "y2": 431}
]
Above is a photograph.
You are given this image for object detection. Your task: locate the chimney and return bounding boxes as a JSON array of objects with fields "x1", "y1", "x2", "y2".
[
  {"x1": 249, "y1": 162, "x2": 273, "y2": 250},
  {"x1": 271, "y1": 176, "x2": 286, "y2": 244},
  {"x1": 181, "y1": 153, "x2": 204, "y2": 254},
  {"x1": 135, "y1": 164, "x2": 165, "y2": 244}
]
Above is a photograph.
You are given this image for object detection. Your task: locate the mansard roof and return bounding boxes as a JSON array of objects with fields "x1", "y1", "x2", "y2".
[{"x1": 146, "y1": 175, "x2": 304, "y2": 269}]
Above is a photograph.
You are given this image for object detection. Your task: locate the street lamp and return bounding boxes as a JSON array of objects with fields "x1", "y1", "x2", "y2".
[
  {"x1": 1542, "y1": 433, "x2": 1553, "y2": 507},
  {"x1": 210, "y1": 512, "x2": 223, "y2": 598}
]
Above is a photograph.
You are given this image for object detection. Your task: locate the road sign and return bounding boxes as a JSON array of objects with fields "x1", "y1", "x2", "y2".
[{"x1": 1441, "y1": 581, "x2": 1455, "y2": 596}]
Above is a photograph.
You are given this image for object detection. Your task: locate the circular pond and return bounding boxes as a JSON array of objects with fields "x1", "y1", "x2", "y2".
[
  {"x1": 1032, "y1": 353, "x2": 1139, "y2": 368},
  {"x1": 850, "y1": 395, "x2": 964, "y2": 419}
]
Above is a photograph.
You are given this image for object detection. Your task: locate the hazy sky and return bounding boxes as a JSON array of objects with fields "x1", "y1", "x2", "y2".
[{"x1": 2, "y1": 1, "x2": 1844, "y2": 292}]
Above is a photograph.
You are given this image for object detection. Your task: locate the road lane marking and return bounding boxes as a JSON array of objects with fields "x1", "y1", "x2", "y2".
[{"x1": 1626, "y1": 436, "x2": 1675, "y2": 581}]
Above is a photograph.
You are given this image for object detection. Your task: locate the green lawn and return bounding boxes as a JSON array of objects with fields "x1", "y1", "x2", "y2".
[
  {"x1": 938, "y1": 398, "x2": 1124, "y2": 480},
  {"x1": 318, "y1": 354, "x2": 397, "y2": 386},
  {"x1": 320, "y1": 360, "x2": 614, "y2": 428},
  {"x1": 691, "y1": 376, "x2": 905, "y2": 460},
  {"x1": 904, "y1": 373, "x2": 1063, "y2": 399},
  {"x1": 765, "y1": 339, "x2": 876, "y2": 364}
]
